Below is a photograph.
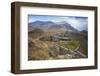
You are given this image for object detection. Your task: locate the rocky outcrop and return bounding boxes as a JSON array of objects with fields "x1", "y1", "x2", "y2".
[{"x1": 48, "y1": 45, "x2": 87, "y2": 59}]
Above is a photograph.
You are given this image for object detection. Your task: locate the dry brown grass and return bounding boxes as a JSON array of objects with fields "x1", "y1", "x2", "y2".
[{"x1": 28, "y1": 40, "x2": 50, "y2": 60}]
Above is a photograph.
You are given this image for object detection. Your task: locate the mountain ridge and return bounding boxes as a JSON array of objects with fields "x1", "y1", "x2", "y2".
[{"x1": 28, "y1": 21, "x2": 78, "y2": 32}]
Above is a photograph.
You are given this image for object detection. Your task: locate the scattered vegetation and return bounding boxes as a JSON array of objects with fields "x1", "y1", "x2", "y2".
[
  {"x1": 28, "y1": 28, "x2": 88, "y2": 60},
  {"x1": 61, "y1": 40, "x2": 79, "y2": 50}
]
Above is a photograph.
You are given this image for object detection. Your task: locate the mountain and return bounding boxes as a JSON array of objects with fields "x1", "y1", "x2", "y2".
[
  {"x1": 29, "y1": 21, "x2": 56, "y2": 29},
  {"x1": 80, "y1": 30, "x2": 87, "y2": 33},
  {"x1": 80, "y1": 30, "x2": 88, "y2": 36},
  {"x1": 56, "y1": 22, "x2": 78, "y2": 32},
  {"x1": 28, "y1": 21, "x2": 78, "y2": 32}
]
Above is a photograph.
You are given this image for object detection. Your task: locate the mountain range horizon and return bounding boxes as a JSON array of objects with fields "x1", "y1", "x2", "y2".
[{"x1": 28, "y1": 20, "x2": 88, "y2": 32}]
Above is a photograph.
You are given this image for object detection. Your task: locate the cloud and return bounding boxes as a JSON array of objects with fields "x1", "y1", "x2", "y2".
[{"x1": 62, "y1": 17, "x2": 88, "y2": 31}]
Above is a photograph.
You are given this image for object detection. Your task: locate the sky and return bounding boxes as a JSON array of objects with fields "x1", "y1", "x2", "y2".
[{"x1": 28, "y1": 15, "x2": 88, "y2": 31}]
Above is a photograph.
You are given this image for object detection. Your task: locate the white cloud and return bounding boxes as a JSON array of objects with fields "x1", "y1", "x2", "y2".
[{"x1": 61, "y1": 17, "x2": 88, "y2": 31}]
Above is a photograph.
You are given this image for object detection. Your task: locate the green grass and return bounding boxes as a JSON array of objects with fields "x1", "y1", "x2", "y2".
[{"x1": 61, "y1": 40, "x2": 79, "y2": 49}]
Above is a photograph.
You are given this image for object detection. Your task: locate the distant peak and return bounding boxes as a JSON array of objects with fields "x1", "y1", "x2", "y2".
[
  {"x1": 56, "y1": 21, "x2": 68, "y2": 24},
  {"x1": 32, "y1": 21, "x2": 43, "y2": 23}
]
